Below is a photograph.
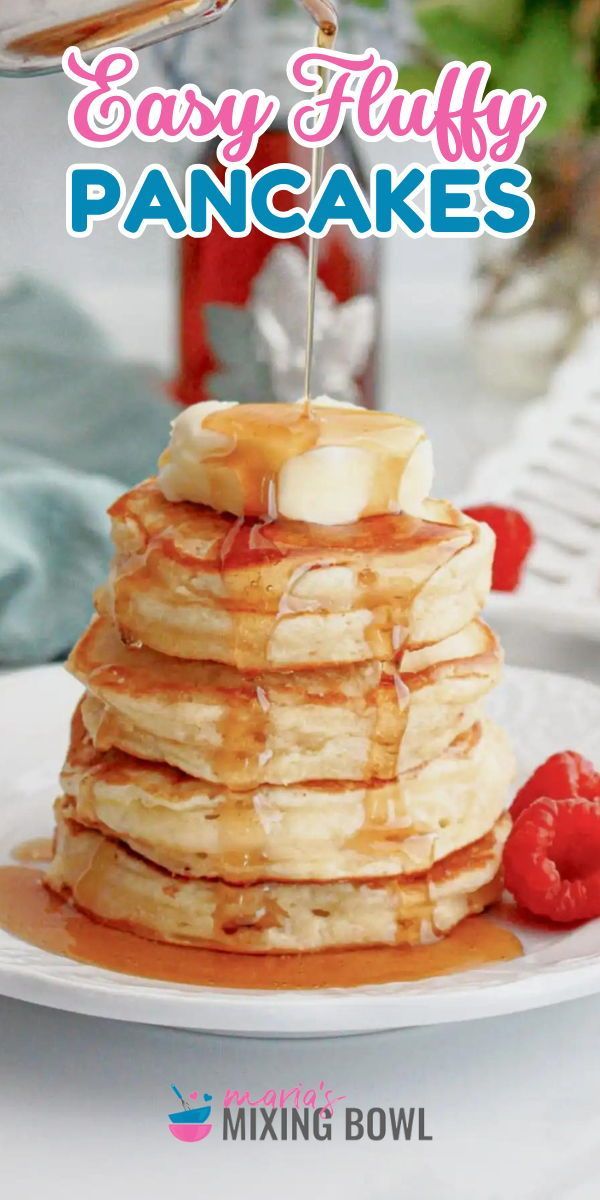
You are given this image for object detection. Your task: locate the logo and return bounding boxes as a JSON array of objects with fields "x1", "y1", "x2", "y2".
[
  {"x1": 168, "y1": 1084, "x2": 213, "y2": 1143},
  {"x1": 166, "y1": 1082, "x2": 432, "y2": 1144}
]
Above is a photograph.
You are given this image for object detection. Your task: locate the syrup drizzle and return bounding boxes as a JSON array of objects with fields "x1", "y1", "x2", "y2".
[
  {"x1": 302, "y1": 8, "x2": 337, "y2": 407},
  {"x1": 104, "y1": 482, "x2": 470, "y2": 671},
  {"x1": 0, "y1": 865, "x2": 522, "y2": 989},
  {"x1": 75, "y1": 622, "x2": 418, "y2": 790},
  {"x1": 65, "y1": 701, "x2": 452, "y2": 883},
  {"x1": 199, "y1": 402, "x2": 425, "y2": 521}
]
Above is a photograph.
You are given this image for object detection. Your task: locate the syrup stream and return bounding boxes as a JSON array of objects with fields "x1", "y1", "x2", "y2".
[{"x1": 301, "y1": 4, "x2": 338, "y2": 407}]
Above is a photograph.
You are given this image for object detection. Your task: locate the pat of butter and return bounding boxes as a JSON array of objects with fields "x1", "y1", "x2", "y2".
[{"x1": 158, "y1": 397, "x2": 434, "y2": 525}]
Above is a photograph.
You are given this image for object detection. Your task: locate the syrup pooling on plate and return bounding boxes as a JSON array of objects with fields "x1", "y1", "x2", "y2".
[
  {"x1": 0, "y1": 865, "x2": 522, "y2": 988},
  {"x1": 11, "y1": 838, "x2": 54, "y2": 864},
  {"x1": 43, "y1": 806, "x2": 511, "y2": 951}
]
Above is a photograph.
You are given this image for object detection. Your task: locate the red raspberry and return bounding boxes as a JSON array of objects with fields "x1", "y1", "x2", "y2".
[
  {"x1": 464, "y1": 504, "x2": 534, "y2": 591},
  {"x1": 503, "y1": 796, "x2": 600, "y2": 922},
  {"x1": 511, "y1": 751, "x2": 600, "y2": 822}
]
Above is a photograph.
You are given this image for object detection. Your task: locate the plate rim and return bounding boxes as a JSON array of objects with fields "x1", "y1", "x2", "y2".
[{"x1": 1, "y1": 661, "x2": 600, "y2": 1035}]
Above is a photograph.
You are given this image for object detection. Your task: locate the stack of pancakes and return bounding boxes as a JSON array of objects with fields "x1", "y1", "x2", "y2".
[{"x1": 47, "y1": 399, "x2": 514, "y2": 953}]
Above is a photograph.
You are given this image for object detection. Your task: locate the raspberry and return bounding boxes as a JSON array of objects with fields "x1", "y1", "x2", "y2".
[
  {"x1": 464, "y1": 504, "x2": 534, "y2": 591},
  {"x1": 503, "y1": 797, "x2": 600, "y2": 922},
  {"x1": 511, "y1": 751, "x2": 600, "y2": 822}
]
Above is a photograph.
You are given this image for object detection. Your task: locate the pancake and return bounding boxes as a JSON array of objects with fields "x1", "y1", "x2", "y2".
[
  {"x1": 61, "y1": 705, "x2": 514, "y2": 883},
  {"x1": 46, "y1": 805, "x2": 510, "y2": 953},
  {"x1": 98, "y1": 480, "x2": 494, "y2": 669},
  {"x1": 70, "y1": 617, "x2": 502, "y2": 785}
]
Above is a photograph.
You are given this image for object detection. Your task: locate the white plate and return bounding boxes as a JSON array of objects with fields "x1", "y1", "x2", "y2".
[{"x1": 1, "y1": 663, "x2": 600, "y2": 1037}]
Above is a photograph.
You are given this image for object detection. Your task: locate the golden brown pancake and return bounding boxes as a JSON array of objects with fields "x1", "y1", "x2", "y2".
[
  {"x1": 44, "y1": 397, "x2": 512, "y2": 962},
  {"x1": 69, "y1": 616, "x2": 502, "y2": 785},
  {"x1": 98, "y1": 480, "x2": 494, "y2": 669},
  {"x1": 61, "y1": 704, "x2": 514, "y2": 883},
  {"x1": 46, "y1": 803, "x2": 510, "y2": 953}
]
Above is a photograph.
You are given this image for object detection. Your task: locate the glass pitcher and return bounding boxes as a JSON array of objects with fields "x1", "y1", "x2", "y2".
[
  {"x1": 0, "y1": 0, "x2": 239, "y2": 76},
  {"x1": 2, "y1": 0, "x2": 405, "y2": 411},
  {"x1": 0, "y1": 0, "x2": 342, "y2": 76}
]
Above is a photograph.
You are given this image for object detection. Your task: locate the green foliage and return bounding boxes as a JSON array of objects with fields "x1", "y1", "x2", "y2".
[
  {"x1": 413, "y1": 0, "x2": 600, "y2": 138},
  {"x1": 501, "y1": 6, "x2": 593, "y2": 137},
  {"x1": 273, "y1": 0, "x2": 600, "y2": 139},
  {"x1": 415, "y1": 0, "x2": 523, "y2": 42},
  {"x1": 395, "y1": 63, "x2": 441, "y2": 91},
  {"x1": 415, "y1": 8, "x2": 510, "y2": 69}
]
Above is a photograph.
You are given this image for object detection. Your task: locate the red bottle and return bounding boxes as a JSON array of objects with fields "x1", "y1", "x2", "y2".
[{"x1": 175, "y1": 125, "x2": 379, "y2": 408}]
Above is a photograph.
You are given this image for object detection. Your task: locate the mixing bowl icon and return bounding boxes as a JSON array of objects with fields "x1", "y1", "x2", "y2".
[
  {"x1": 168, "y1": 1087, "x2": 214, "y2": 1142},
  {"x1": 168, "y1": 1120, "x2": 213, "y2": 1143}
]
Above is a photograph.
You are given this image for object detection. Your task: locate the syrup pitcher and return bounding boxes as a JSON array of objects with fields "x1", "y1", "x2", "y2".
[
  {"x1": 2, "y1": 0, "x2": 402, "y2": 407},
  {"x1": 0, "y1": 1, "x2": 240, "y2": 75}
]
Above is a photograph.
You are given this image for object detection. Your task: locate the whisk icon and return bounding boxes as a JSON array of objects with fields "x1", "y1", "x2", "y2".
[{"x1": 168, "y1": 1084, "x2": 214, "y2": 1143}]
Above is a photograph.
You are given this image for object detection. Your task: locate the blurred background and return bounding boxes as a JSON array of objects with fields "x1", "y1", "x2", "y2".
[{"x1": 0, "y1": 0, "x2": 599, "y2": 677}]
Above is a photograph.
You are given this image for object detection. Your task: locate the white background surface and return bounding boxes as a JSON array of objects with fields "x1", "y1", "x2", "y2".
[
  {"x1": 2, "y1": 992, "x2": 599, "y2": 1200},
  {"x1": 1, "y1": 41, "x2": 600, "y2": 1200}
]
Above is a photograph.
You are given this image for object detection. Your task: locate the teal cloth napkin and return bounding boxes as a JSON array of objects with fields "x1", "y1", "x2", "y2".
[{"x1": 0, "y1": 279, "x2": 176, "y2": 665}]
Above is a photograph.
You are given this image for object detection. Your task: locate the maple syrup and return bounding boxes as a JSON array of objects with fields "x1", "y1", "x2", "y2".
[
  {"x1": 65, "y1": 704, "x2": 440, "y2": 881},
  {"x1": 0, "y1": 864, "x2": 522, "y2": 990},
  {"x1": 8, "y1": 1, "x2": 235, "y2": 58},
  {"x1": 74, "y1": 623, "x2": 408, "y2": 789},
  {"x1": 301, "y1": 7, "x2": 337, "y2": 407},
  {"x1": 104, "y1": 480, "x2": 470, "y2": 670},
  {"x1": 10, "y1": 838, "x2": 54, "y2": 865},
  {"x1": 108, "y1": 480, "x2": 465, "y2": 580},
  {"x1": 199, "y1": 402, "x2": 427, "y2": 520}
]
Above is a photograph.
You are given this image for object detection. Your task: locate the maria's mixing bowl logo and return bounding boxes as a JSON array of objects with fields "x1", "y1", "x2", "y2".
[
  {"x1": 168, "y1": 1084, "x2": 213, "y2": 1143},
  {"x1": 166, "y1": 1081, "x2": 432, "y2": 1144}
]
